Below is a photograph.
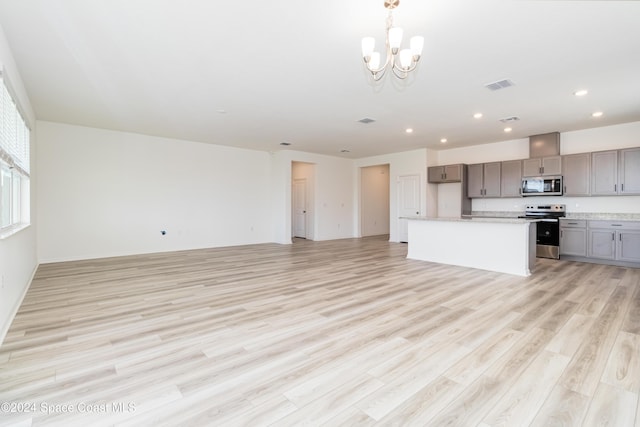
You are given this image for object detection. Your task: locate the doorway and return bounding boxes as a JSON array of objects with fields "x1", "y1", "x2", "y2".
[
  {"x1": 360, "y1": 164, "x2": 390, "y2": 237},
  {"x1": 292, "y1": 162, "x2": 315, "y2": 240}
]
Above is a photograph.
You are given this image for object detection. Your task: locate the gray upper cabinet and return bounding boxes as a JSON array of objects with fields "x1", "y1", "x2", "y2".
[
  {"x1": 591, "y1": 150, "x2": 618, "y2": 195},
  {"x1": 619, "y1": 147, "x2": 640, "y2": 195},
  {"x1": 522, "y1": 156, "x2": 562, "y2": 177},
  {"x1": 591, "y1": 148, "x2": 640, "y2": 195},
  {"x1": 562, "y1": 153, "x2": 590, "y2": 196},
  {"x1": 500, "y1": 160, "x2": 522, "y2": 197},
  {"x1": 468, "y1": 162, "x2": 501, "y2": 198},
  {"x1": 467, "y1": 164, "x2": 484, "y2": 198},
  {"x1": 428, "y1": 164, "x2": 463, "y2": 183}
]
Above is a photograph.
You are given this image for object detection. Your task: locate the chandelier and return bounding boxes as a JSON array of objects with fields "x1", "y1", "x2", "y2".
[{"x1": 361, "y1": 0, "x2": 424, "y2": 81}]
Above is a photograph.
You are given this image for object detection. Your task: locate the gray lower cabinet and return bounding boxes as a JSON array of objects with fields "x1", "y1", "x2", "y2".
[
  {"x1": 588, "y1": 229, "x2": 616, "y2": 259},
  {"x1": 587, "y1": 220, "x2": 640, "y2": 262},
  {"x1": 560, "y1": 219, "x2": 587, "y2": 256},
  {"x1": 562, "y1": 153, "x2": 590, "y2": 196},
  {"x1": 468, "y1": 162, "x2": 501, "y2": 197},
  {"x1": 618, "y1": 230, "x2": 640, "y2": 262}
]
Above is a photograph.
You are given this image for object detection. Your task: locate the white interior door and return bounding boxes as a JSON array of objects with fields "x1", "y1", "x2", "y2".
[
  {"x1": 398, "y1": 174, "x2": 421, "y2": 243},
  {"x1": 293, "y1": 178, "x2": 307, "y2": 238}
]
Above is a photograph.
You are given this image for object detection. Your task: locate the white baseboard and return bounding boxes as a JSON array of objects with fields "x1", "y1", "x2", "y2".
[{"x1": 0, "y1": 263, "x2": 38, "y2": 347}]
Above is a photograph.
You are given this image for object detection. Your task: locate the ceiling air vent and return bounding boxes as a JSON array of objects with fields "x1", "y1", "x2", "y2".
[
  {"x1": 499, "y1": 116, "x2": 520, "y2": 123},
  {"x1": 485, "y1": 79, "x2": 515, "y2": 91},
  {"x1": 358, "y1": 117, "x2": 376, "y2": 124}
]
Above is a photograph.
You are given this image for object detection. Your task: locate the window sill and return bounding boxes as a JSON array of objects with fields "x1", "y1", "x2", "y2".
[{"x1": 0, "y1": 223, "x2": 31, "y2": 240}]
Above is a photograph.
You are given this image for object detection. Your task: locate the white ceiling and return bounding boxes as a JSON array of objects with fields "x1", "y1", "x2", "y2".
[{"x1": 0, "y1": 0, "x2": 639, "y2": 158}]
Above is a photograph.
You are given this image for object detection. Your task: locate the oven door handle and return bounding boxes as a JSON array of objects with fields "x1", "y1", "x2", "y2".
[{"x1": 538, "y1": 219, "x2": 560, "y2": 222}]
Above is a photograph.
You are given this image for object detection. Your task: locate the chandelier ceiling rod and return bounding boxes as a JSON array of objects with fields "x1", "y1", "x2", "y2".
[{"x1": 361, "y1": 0, "x2": 424, "y2": 81}]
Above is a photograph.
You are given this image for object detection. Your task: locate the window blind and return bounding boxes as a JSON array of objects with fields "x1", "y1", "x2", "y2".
[{"x1": 0, "y1": 70, "x2": 30, "y2": 177}]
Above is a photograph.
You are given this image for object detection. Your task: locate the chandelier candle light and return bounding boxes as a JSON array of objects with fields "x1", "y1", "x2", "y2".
[{"x1": 362, "y1": 0, "x2": 424, "y2": 81}]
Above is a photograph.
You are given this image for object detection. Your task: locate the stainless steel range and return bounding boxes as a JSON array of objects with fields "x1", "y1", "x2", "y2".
[{"x1": 518, "y1": 204, "x2": 566, "y2": 259}]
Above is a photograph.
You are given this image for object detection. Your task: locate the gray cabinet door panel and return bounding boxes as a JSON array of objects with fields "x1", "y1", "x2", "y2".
[
  {"x1": 591, "y1": 151, "x2": 618, "y2": 195},
  {"x1": 467, "y1": 164, "x2": 484, "y2": 198},
  {"x1": 501, "y1": 160, "x2": 522, "y2": 197},
  {"x1": 483, "y1": 162, "x2": 502, "y2": 197},
  {"x1": 522, "y1": 159, "x2": 542, "y2": 177},
  {"x1": 541, "y1": 156, "x2": 562, "y2": 175},
  {"x1": 562, "y1": 153, "x2": 590, "y2": 196},
  {"x1": 444, "y1": 164, "x2": 462, "y2": 182},
  {"x1": 589, "y1": 229, "x2": 616, "y2": 259},
  {"x1": 560, "y1": 228, "x2": 587, "y2": 256},
  {"x1": 619, "y1": 148, "x2": 640, "y2": 195},
  {"x1": 617, "y1": 231, "x2": 640, "y2": 263}
]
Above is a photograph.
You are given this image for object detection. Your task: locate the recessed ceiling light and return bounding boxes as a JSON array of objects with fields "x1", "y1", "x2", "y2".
[
  {"x1": 280, "y1": 142, "x2": 291, "y2": 146},
  {"x1": 340, "y1": 149, "x2": 350, "y2": 153},
  {"x1": 473, "y1": 113, "x2": 483, "y2": 119},
  {"x1": 216, "y1": 109, "x2": 227, "y2": 114},
  {"x1": 574, "y1": 89, "x2": 588, "y2": 97},
  {"x1": 440, "y1": 138, "x2": 448, "y2": 143},
  {"x1": 405, "y1": 128, "x2": 414, "y2": 134},
  {"x1": 504, "y1": 127, "x2": 512, "y2": 133},
  {"x1": 592, "y1": 111, "x2": 604, "y2": 117}
]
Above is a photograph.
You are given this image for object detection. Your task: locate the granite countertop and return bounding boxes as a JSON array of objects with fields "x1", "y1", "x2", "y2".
[
  {"x1": 563, "y1": 213, "x2": 640, "y2": 221},
  {"x1": 472, "y1": 211, "x2": 640, "y2": 221},
  {"x1": 469, "y1": 211, "x2": 520, "y2": 219},
  {"x1": 405, "y1": 216, "x2": 533, "y2": 224}
]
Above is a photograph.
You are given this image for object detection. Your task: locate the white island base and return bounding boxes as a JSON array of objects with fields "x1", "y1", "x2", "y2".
[{"x1": 406, "y1": 217, "x2": 537, "y2": 277}]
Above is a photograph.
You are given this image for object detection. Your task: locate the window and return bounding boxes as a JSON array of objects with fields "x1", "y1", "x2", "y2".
[{"x1": 0, "y1": 69, "x2": 30, "y2": 234}]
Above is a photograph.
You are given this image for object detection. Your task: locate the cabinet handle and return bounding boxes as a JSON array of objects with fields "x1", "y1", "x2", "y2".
[
  {"x1": 614, "y1": 184, "x2": 617, "y2": 192},
  {"x1": 622, "y1": 183, "x2": 624, "y2": 192},
  {"x1": 568, "y1": 222, "x2": 578, "y2": 225},
  {"x1": 564, "y1": 186, "x2": 567, "y2": 194},
  {"x1": 541, "y1": 166, "x2": 544, "y2": 174},
  {"x1": 611, "y1": 224, "x2": 622, "y2": 227},
  {"x1": 620, "y1": 234, "x2": 623, "y2": 241},
  {"x1": 612, "y1": 233, "x2": 615, "y2": 241}
]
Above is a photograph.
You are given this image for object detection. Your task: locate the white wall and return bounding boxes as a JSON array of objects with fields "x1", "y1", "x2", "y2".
[
  {"x1": 355, "y1": 149, "x2": 429, "y2": 242},
  {"x1": 433, "y1": 122, "x2": 640, "y2": 214},
  {"x1": 37, "y1": 122, "x2": 274, "y2": 262},
  {"x1": 0, "y1": 24, "x2": 38, "y2": 344}
]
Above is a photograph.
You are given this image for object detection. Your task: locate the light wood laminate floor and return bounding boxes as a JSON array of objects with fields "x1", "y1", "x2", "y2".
[{"x1": 1, "y1": 236, "x2": 639, "y2": 426}]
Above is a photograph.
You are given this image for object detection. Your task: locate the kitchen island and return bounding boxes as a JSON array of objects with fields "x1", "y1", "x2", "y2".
[{"x1": 406, "y1": 217, "x2": 537, "y2": 276}]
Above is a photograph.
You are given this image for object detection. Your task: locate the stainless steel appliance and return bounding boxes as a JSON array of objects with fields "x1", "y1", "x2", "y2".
[
  {"x1": 518, "y1": 204, "x2": 566, "y2": 259},
  {"x1": 521, "y1": 176, "x2": 563, "y2": 196}
]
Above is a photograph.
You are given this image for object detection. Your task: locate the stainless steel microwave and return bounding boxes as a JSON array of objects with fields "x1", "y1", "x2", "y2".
[{"x1": 521, "y1": 176, "x2": 563, "y2": 196}]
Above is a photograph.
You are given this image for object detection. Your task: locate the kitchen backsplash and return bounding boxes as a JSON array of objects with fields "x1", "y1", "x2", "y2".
[{"x1": 471, "y1": 195, "x2": 640, "y2": 215}]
